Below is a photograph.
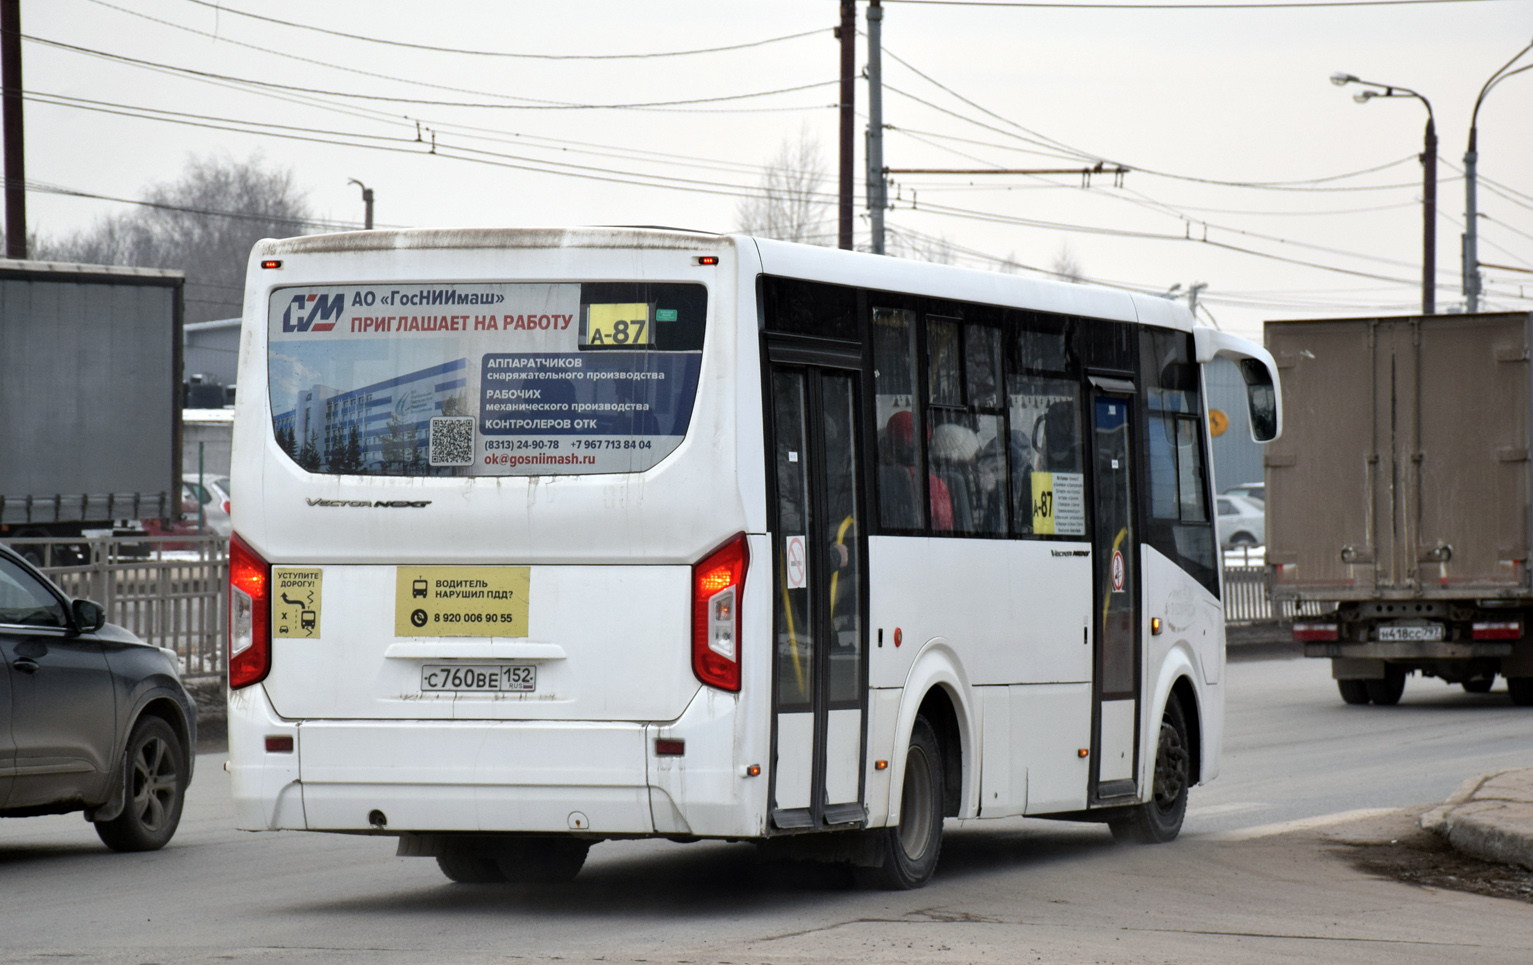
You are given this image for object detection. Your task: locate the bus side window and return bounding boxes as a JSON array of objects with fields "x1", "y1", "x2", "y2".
[
  {"x1": 928, "y1": 322, "x2": 1007, "y2": 536},
  {"x1": 873, "y1": 306, "x2": 925, "y2": 532},
  {"x1": 1005, "y1": 319, "x2": 1085, "y2": 538},
  {"x1": 1140, "y1": 328, "x2": 1218, "y2": 592}
]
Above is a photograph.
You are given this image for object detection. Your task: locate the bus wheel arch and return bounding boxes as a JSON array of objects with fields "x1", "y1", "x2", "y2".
[
  {"x1": 886, "y1": 643, "x2": 975, "y2": 825},
  {"x1": 1168, "y1": 674, "x2": 1202, "y2": 787}
]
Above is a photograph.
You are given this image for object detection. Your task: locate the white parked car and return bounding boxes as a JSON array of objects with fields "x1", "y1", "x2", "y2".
[
  {"x1": 1216, "y1": 493, "x2": 1265, "y2": 548},
  {"x1": 1222, "y1": 481, "x2": 1265, "y2": 505},
  {"x1": 181, "y1": 474, "x2": 232, "y2": 537}
]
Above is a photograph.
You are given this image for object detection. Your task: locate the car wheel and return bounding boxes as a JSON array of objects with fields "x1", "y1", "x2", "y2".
[
  {"x1": 1365, "y1": 668, "x2": 1407, "y2": 706},
  {"x1": 495, "y1": 837, "x2": 591, "y2": 884},
  {"x1": 856, "y1": 715, "x2": 944, "y2": 890},
  {"x1": 1337, "y1": 679, "x2": 1371, "y2": 705},
  {"x1": 1462, "y1": 674, "x2": 1495, "y2": 694},
  {"x1": 94, "y1": 717, "x2": 186, "y2": 852},
  {"x1": 1508, "y1": 677, "x2": 1533, "y2": 706},
  {"x1": 1110, "y1": 694, "x2": 1190, "y2": 844},
  {"x1": 1229, "y1": 533, "x2": 1259, "y2": 548}
]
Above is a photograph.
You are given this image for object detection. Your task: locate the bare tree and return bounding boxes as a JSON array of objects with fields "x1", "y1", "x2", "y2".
[
  {"x1": 886, "y1": 228, "x2": 956, "y2": 265},
  {"x1": 736, "y1": 129, "x2": 831, "y2": 245},
  {"x1": 35, "y1": 154, "x2": 313, "y2": 323},
  {"x1": 1051, "y1": 242, "x2": 1084, "y2": 283}
]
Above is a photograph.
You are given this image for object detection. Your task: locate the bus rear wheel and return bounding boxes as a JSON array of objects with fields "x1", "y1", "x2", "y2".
[
  {"x1": 1365, "y1": 668, "x2": 1406, "y2": 706},
  {"x1": 857, "y1": 715, "x2": 944, "y2": 890},
  {"x1": 497, "y1": 837, "x2": 590, "y2": 883},
  {"x1": 1110, "y1": 694, "x2": 1189, "y2": 844}
]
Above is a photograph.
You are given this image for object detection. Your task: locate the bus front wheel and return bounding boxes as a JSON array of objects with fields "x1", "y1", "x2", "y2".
[
  {"x1": 1110, "y1": 694, "x2": 1189, "y2": 845},
  {"x1": 857, "y1": 715, "x2": 944, "y2": 890}
]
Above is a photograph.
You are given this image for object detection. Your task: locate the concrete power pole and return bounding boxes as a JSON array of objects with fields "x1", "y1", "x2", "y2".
[
  {"x1": 838, "y1": 1, "x2": 855, "y2": 250},
  {"x1": 866, "y1": 0, "x2": 885, "y2": 254},
  {"x1": 2, "y1": 0, "x2": 25, "y2": 259}
]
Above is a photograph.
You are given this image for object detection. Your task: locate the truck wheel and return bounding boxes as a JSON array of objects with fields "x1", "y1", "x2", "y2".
[
  {"x1": 855, "y1": 715, "x2": 945, "y2": 889},
  {"x1": 1365, "y1": 668, "x2": 1406, "y2": 706},
  {"x1": 1336, "y1": 679, "x2": 1370, "y2": 705},
  {"x1": 1508, "y1": 677, "x2": 1533, "y2": 706},
  {"x1": 1462, "y1": 674, "x2": 1495, "y2": 694},
  {"x1": 1109, "y1": 694, "x2": 1190, "y2": 844}
]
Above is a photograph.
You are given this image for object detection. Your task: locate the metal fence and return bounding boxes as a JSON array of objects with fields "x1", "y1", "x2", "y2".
[
  {"x1": 13, "y1": 536, "x2": 228, "y2": 680},
  {"x1": 10, "y1": 535, "x2": 1305, "y2": 673}
]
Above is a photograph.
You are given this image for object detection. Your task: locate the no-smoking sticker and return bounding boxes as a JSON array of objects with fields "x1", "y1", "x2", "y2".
[
  {"x1": 785, "y1": 535, "x2": 808, "y2": 589},
  {"x1": 1111, "y1": 549, "x2": 1127, "y2": 593}
]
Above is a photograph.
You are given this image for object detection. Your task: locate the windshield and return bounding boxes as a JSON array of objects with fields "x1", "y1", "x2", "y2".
[{"x1": 267, "y1": 281, "x2": 705, "y2": 476}]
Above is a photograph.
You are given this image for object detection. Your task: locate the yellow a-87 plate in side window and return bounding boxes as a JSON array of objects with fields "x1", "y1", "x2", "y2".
[
  {"x1": 394, "y1": 566, "x2": 530, "y2": 637},
  {"x1": 582, "y1": 302, "x2": 651, "y2": 347}
]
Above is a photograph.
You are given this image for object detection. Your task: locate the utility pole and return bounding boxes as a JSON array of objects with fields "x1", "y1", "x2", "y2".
[
  {"x1": 866, "y1": 0, "x2": 885, "y2": 254},
  {"x1": 1464, "y1": 126, "x2": 1480, "y2": 313},
  {"x1": 1422, "y1": 114, "x2": 1436, "y2": 315},
  {"x1": 2, "y1": 0, "x2": 25, "y2": 259},
  {"x1": 837, "y1": 1, "x2": 855, "y2": 250},
  {"x1": 348, "y1": 178, "x2": 374, "y2": 230}
]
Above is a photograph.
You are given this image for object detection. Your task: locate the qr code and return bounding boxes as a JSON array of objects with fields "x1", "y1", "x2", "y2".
[{"x1": 429, "y1": 417, "x2": 475, "y2": 467}]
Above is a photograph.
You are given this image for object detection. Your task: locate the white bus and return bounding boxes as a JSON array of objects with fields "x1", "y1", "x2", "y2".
[{"x1": 228, "y1": 227, "x2": 1279, "y2": 889}]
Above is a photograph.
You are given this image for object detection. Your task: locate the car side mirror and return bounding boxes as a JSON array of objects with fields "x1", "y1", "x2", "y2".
[{"x1": 71, "y1": 599, "x2": 107, "y2": 633}]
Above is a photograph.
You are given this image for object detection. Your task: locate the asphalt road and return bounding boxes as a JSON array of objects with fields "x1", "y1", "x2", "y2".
[{"x1": 2, "y1": 654, "x2": 1531, "y2": 964}]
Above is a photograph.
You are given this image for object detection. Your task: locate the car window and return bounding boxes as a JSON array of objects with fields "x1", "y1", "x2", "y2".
[
  {"x1": 0, "y1": 556, "x2": 67, "y2": 627},
  {"x1": 184, "y1": 482, "x2": 212, "y2": 505},
  {"x1": 1217, "y1": 498, "x2": 1234, "y2": 516}
]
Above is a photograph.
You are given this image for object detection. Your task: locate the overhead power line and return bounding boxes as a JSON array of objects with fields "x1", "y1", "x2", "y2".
[
  {"x1": 27, "y1": 35, "x2": 839, "y2": 111},
  {"x1": 170, "y1": 0, "x2": 825, "y2": 60},
  {"x1": 883, "y1": 0, "x2": 1507, "y2": 8}
]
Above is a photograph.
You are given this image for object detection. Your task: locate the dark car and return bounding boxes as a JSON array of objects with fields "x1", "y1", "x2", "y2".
[{"x1": 0, "y1": 544, "x2": 196, "y2": 850}]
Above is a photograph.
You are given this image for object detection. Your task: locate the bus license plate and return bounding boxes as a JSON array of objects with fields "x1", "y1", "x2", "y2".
[
  {"x1": 420, "y1": 664, "x2": 536, "y2": 693},
  {"x1": 1377, "y1": 624, "x2": 1444, "y2": 643}
]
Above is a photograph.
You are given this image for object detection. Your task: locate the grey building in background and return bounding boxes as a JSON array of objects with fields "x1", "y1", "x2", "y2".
[{"x1": 1204, "y1": 355, "x2": 1264, "y2": 495}]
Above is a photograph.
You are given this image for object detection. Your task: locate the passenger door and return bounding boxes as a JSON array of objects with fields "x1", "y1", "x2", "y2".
[
  {"x1": 1089, "y1": 381, "x2": 1142, "y2": 802},
  {"x1": 766, "y1": 340, "x2": 868, "y2": 831},
  {"x1": 0, "y1": 555, "x2": 117, "y2": 810}
]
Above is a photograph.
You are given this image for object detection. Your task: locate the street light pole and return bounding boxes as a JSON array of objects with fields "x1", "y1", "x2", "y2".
[
  {"x1": 347, "y1": 178, "x2": 374, "y2": 230},
  {"x1": 1331, "y1": 73, "x2": 1436, "y2": 314},
  {"x1": 1463, "y1": 40, "x2": 1533, "y2": 313}
]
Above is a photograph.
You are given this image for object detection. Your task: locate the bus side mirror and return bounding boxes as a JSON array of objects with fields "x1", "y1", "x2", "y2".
[{"x1": 1193, "y1": 326, "x2": 1282, "y2": 443}]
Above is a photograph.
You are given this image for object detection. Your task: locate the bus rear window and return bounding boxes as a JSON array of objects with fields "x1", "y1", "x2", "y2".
[{"x1": 268, "y1": 282, "x2": 705, "y2": 476}]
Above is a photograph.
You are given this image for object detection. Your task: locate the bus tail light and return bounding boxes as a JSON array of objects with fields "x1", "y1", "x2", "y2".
[
  {"x1": 1292, "y1": 622, "x2": 1339, "y2": 642},
  {"x1": 229, "y1": 532, "x2": 272, "y2": 689},
  {"x1": 1473, "y1": 620, "x2": 1521, "y2": 640},
  {"x1": 692, "y1": 533, "x2": 748, "y2": 692}
]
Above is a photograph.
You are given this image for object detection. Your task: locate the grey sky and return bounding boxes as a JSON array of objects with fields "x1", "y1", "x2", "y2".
[{"x1": 20, "y1": 0, "x2": 1533, "y2": 337}]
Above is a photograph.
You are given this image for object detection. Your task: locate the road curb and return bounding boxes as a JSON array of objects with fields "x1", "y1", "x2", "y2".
[{"x1": 1422, "y1": 769, "x2": 1533, "y2": 872}]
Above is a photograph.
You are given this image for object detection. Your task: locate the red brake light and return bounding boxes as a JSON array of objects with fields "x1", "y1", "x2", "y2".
[
  {"x1": 692, "y1": 533, "x2": 748, "y2": 692},
  {"x1": 229, "y1": 532, "x2": 272, "y2": 689},
  {"x1": 261, "y1": 259, "x2": 283, "y2": 270},
  {"x1": 1292, "y1": 622, "x2": 1339, "y2": 642},
  {"x1": 1472, "y1": 620, "x2": 1521, "y2": 640}
]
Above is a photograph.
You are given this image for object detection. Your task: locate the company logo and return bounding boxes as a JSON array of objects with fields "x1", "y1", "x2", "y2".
[
  {"x1": 305, "y1": 498, "x2": 432, "y2": 508},
  {"x1": 282, "y1": 293, "x2": 346, "y2": 333}
]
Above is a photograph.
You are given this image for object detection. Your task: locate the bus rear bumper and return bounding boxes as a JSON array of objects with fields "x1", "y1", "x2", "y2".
[{"x1": 229, "y1": 683, "x2": 766, "y2": 837}]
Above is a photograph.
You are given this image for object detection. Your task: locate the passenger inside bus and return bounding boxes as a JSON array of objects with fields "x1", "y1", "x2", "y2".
[{"x1": 882, "y1": 410, "x2": 953, "y2": 531}]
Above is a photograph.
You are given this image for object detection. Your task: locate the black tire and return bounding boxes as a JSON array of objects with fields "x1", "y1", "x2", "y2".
[
  {"x1": 1508, "y1": 677, "x2": 1533, "y2": 706},
  {"x1": 1462, "y1": 674, "x2": 1496, "y2": 694},
  {"x1": 94, "y1": 716, "x2": 187, "y2": 852},
  {"x1": 856, "y1": 715, "x2": 945, "y2": 890},
  {"x1": 1365, "y1": 668, "x2": 1407, "y2": 706},
  {"x1": 1229, "y1": 533, "x2": 1259, "y2": 548},
  {"x1": 496, "y1": 837, "x2": 591, "y2": 884},
  {"x1": 1337, "y1": 679, "x2": 1371, "y2": 705},
  {"x1": 436, "y1": 851, "x2": 508, "y2": 884},
  {"x1": 1110, "y1": 694, "x2": 1190, "y2": 845}
]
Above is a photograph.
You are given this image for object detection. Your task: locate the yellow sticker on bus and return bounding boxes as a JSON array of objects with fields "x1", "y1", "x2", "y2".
[
  {"x1": 582, "y1": 302, "x2": 651, "y2": 347},
  {"x1": 273, "y1": 567, "x2": 323, "y2": 638},
  {"x1": 394, "y1": 566, "x2": 531, "y2": 637}
]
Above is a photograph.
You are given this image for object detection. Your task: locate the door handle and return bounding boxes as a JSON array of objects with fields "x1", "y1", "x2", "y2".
[{"x1": 13, "y1": 658, "x2": 39, "y2": 674}]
